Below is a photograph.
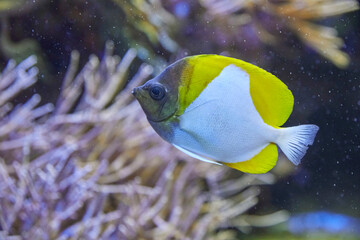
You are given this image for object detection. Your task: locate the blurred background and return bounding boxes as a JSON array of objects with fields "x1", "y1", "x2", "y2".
[{"x1": 0, "y1": 0, "x2": 359, "y2": 239}]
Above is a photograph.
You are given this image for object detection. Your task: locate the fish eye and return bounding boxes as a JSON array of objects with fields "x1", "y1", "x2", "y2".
[{"x1": 149, "y1": 84, "x2": 165, "y2": 100}]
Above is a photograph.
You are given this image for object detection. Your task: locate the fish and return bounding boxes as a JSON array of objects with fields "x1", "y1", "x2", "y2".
[{"x1": 132, "y1": 54, "x2": 319, "y2": 174}]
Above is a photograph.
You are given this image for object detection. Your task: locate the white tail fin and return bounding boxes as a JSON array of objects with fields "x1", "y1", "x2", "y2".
[{"x1": 276, "y1": 125, "x2": 319, "y2": 165}]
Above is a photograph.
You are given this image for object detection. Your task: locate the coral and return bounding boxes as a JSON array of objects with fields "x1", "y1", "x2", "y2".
[
  {"x1": 0, "y1": 0, "x2": 46, "y2": 16},
  {"x1": 0, "y1": 44, "x2": 281, "y2": 239},
  {"x1": 111, "y1": 0, "x2": 178, "y2": 53},
  {"x1": 0, "y1": 18, "x2": 51, "y2": 84},
  {"x1": 107, "y1": 0, "x2": 359, "y2": 68},
  {"x1": 199, "y1": 0, "x2": 359, "y2": 68}
]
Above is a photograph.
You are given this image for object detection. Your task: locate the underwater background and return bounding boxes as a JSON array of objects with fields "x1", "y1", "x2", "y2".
[{"x1": 0, "y1": 0, "x2": 359, "y2": 239}]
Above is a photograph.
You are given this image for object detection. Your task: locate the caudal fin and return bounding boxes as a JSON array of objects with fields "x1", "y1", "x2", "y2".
[{"x1": 277, "y1": 125, "x2": 319, "y2": 165}]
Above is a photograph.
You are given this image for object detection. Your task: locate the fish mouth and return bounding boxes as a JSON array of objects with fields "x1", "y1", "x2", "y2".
[
  {"x1": 132, "y1": 86, "x2": 148, "y2": 101},
  {"x1": 132, "y1": 85, "x2": 150, "y2": 98},
  {"x1": 131, "y1": 87, "x2": 139, "y2": 96}
]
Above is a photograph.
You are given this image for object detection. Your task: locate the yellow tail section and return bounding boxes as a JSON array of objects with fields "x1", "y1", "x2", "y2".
[{"x1": 224, "y1": 143, "x2": 278, "y2": 174}]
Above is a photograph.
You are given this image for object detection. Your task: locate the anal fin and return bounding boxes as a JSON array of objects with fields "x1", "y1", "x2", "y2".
[{"x1": 223, "y1": 143, "x2": 278, "y2": 174}]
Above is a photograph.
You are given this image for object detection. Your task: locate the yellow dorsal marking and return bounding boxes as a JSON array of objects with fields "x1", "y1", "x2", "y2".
[
  {"x1": 178, "y1": 55, "x2": 294, "y2": 127},
  {"x1": 224, "y1": 143, "x2": 278, "y2": 174},
  {"x1": 178, "y1": 55, "x2": 222, "y2": 115}
]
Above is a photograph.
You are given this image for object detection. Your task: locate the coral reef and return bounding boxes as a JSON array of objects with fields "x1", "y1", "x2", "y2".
[
  {"x1": 0, "y1": 1, "x2": 359, "y2": 239},
  {"x1": 0, "y1": 44, "x2": 281, "y2": 239},
  {"x1": 199, "y1": 0, "x2": 359, "y2": 68},
  {"x1": 110, "y1": 0, "x2": 358, "y2": 68},
  {"x1": 112, "y1": 0, "x2": 178, "y2": 53}
]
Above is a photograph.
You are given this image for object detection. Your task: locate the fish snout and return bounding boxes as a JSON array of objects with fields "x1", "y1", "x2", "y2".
[{"x1": 132, "y1": 87, "x2": 139, "y2": 96}]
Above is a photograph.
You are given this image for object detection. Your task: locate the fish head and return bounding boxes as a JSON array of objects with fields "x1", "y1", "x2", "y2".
[{"x1": 132, "y1": 59, "x2": 187, "y2": 122}]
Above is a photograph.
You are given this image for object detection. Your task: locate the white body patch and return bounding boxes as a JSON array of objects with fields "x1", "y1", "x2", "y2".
[{"x1": 172, "y1": 65, "x2": 279, "y2": 163}]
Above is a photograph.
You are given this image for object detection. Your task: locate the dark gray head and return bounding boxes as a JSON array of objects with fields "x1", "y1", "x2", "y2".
[{"x1": 132, "y1": 59, "x2": 187, "y2": 122}]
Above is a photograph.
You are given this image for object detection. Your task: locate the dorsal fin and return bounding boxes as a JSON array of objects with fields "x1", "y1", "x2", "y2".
[
  {"x1": 224, "y1": 143, "x2": 278, "y2": 174},
  {"x1": 178, "y1": 55, "x2": 294, "y2": 126}
]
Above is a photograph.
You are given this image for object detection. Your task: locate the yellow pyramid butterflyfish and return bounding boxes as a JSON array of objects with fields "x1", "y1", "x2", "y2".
[{"x1": 132, "y1": 55, "x2": 319, "y2": 174}]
